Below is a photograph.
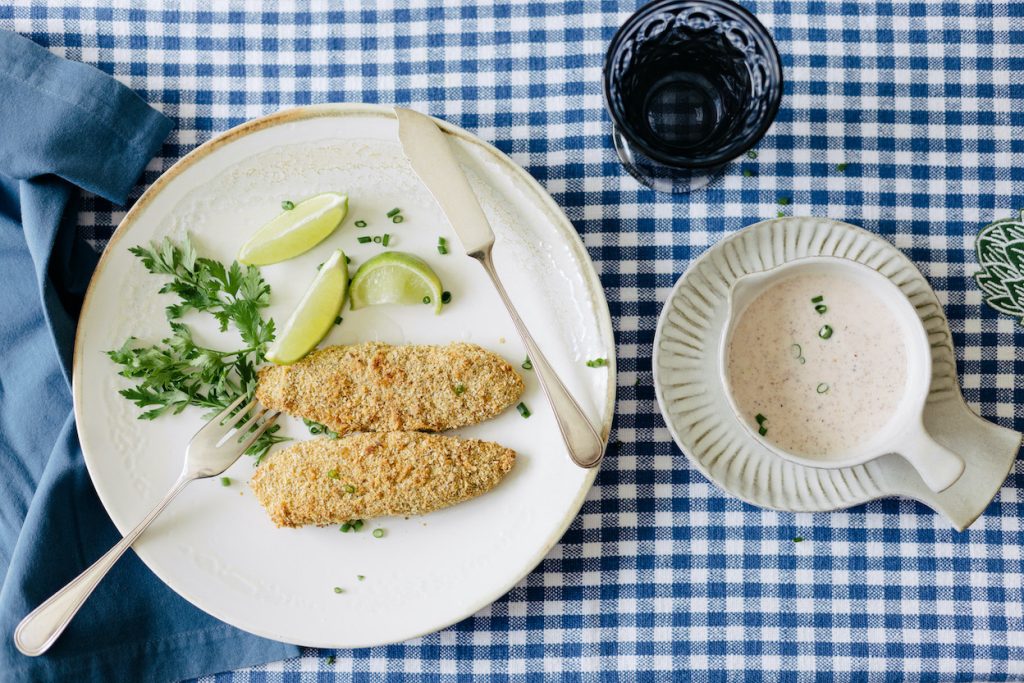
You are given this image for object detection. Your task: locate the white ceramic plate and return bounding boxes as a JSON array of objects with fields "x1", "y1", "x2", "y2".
[
  {"x1": 653, "y1": 216, "x2": 1021, "y2": 530},
  {"x1": 73, "y1": 104, "x2": 615, "y2": 648}
]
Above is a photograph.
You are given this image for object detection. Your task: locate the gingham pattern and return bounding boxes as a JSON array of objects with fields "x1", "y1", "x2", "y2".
[{"x1": 4, "y1": 1, "x2": 1024, "y2": 680}]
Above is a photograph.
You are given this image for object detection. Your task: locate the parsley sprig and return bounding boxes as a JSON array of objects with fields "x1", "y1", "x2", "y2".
[{"x1": 107, "y1": 235, "x2": 288, "y2": 462}]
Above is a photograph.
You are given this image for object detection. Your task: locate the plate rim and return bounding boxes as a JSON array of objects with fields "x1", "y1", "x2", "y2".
[{"x1": 72, "y1": 103, "x2": 616, "y2": 647}]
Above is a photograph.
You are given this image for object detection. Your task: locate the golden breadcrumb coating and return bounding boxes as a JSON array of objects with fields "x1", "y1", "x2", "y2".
[
  {"x1": 249, "y1": 432, "x2": 516, "y2": 527},
  {"x1": 255, "y1": 342, "x2": 524, "y2": 435}
]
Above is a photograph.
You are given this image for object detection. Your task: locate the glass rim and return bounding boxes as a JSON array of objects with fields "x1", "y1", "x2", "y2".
[{"x1": 602, "y1": 0, "x2": 785, "y2": 170}]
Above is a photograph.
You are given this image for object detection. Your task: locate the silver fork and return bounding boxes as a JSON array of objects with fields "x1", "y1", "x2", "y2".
[{"x1": 13, "y1": 396, "x2": 280, "y2": 657}]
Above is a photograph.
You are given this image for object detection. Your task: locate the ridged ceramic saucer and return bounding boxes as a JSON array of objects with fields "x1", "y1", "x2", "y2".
[{"x1": 653, "y1": 216, "x2": 1021, "y2": 530}]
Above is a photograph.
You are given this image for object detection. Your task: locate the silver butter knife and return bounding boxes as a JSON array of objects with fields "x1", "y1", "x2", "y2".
[{"x1": 394, "y1": 107, "x2": 604, "y2": 469}]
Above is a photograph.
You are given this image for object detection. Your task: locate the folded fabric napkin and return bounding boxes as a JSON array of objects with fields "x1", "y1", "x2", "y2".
[{"x1": 0, "y1": 30, "x2": 300, "y2": 682}]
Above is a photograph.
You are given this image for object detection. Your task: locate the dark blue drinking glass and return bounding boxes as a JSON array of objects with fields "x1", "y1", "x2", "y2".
[{"x1": 604, "y1": 0, "x2": 784, "y2": 193}]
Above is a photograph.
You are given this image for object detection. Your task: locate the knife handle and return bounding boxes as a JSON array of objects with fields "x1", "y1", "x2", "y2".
[{"x1": 472, "y1": 245, "x2": 605, "y2": 469}]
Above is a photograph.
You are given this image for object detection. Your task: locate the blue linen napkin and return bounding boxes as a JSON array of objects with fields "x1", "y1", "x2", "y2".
[{"x1": 0, "y1": 30, "x2": 301, "y2": 682}]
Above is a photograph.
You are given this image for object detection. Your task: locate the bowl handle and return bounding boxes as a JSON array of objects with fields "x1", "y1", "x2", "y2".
[{"x1": 899, "y1": 427, "x2": 966, "y2": 492}]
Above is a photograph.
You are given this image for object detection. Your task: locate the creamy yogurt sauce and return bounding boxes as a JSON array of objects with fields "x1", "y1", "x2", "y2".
[{"x1": 726, "y1": 272, "x2": 907, "y2": 457}]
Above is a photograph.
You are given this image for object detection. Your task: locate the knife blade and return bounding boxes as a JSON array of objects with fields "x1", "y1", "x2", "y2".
[
  {"x1": 394, "y1": 107, "x2": 495, "y2": 256},
  {"x1": 393, "y1": 106, "x2": 605, "y2": 469}
]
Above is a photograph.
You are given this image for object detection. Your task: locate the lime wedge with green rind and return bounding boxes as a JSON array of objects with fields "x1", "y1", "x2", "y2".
[
  {"x1": 265, "y1": 249, "x2": 349, "y2": 365},
  {"x1": 239, "y1": 192, "x2": 348, "y2": 266},
  {"x1": 349, "y1": 251, "x2": 443, "y2": 314}
]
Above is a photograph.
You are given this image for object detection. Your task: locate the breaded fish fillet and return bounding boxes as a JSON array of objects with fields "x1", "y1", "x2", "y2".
[
  {"x1": 250, "y1": 432, "x2": 516, "y2": 527},
  {"x1": 255, "y1": 342, "x2": 524, "y2": 435}
]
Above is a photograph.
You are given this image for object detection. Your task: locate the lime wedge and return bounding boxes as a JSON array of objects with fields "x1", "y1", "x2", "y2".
[
  {"x1": 349, "y1": 251, "x2": 444, "y2": 314},
  {"x1": 238, "y1": 192, "x2": 348, "y2": 266},
  {"x1": 265, "y1": 249, "x2": 349, "y2": 365}
]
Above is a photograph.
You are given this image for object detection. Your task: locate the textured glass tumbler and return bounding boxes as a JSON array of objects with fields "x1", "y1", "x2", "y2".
[{"x1": 603, "y1": 0, "x2": 784, "y2": 193}]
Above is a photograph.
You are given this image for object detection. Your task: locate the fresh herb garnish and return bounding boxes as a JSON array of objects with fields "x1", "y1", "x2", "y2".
[
  {"x1": 357, "y1": 236, "x2": 372, "y2": 244},
  {"x1": 220, "y1": 477, "x2": 231, "y2": 486},
  {"x1": 327, "y1": 469, "x2": 340, "y2": 479},
  {"x1": 517, "y1": 402, "x2": 531, "y2": 418},
  {"x1": 372, "y1": 528, "x2": 385, "y2": 539},
  {"x1": 333, "y1": 586, "x2": 343, "y2": 594},
  {"x1": 392, "y1": 215, "x2": 404, "y2": 224},
  {"x1": 344, "y1": 484, "x2": 356, "y2": 494},
  {"x1": 522, "y1": 357, "x2": 533, "y2": 370},
  {"x1": 108, "y1": 236, "x2": 286, "y2": 462},
  {"x1": 354, "y1": 220, "x2": 367, "y2": 228},
  {"x1": 747, "y1": 150, "x2": 758, "y2": 159},
  {"x1": 281, "y1": 200, "x2": 295, "y2": 211},
  {"x1": 357, "y1": 575, "x2": 365, "y2": 581},
  {"x1": 778, "y1": 196, "x2": 791, "y2": 206},
  {"x1": 303, "y1": 418, "x2": 338, "y2": 438},
  {"x1": 835, "y1": 163, "x2": 847, "y2": 173},
  {"x1": 819, "y1": 325, "x2": 833, "y2": 339},
  {"x1": 382, "y1": 233, "x2": 391, "y2": 247},
  {"x1": 352, "y1": 519, "x2": 364, "y2": 530},
  {"x1": 340, "y1": 523, "x2": 351, "y2": 533},
  {"x1": 438, "y1": 237, "x2": 448, "y2": 255},
  {"x1": 814, "y1": 304, "x2": 828, "y2": 315},
  {"x1": 755, "y1": 413, "x2": 767, "y2": 425},
  {"x1": 586, "y1": 358, "x2": 608, "y2": 368},
  {"x1": 422, "y1": 296, "x2": 431, "y2": 305},
  {"x1": 758, "y1": 425, "x2": 768, "y2": 436},
  {"x1": 793, "y1": 536, "x2": 804, "y2": 542},
  {"x1": 334, "y1": 316, "x2": 343, "y2": 326},
  {"x1": 454, "y1": 383, "x2": 466, "y2": 395},
  {"x1": 816, "y1": 383, "x2": 830, "y2": 394},
  {"x1": 441, "y1": 291, "x2": 452, "y2": 304},
  {"x1": 326, "y1": 656, "x2": 336, "y2": 664},
  {"x1": 386, "y1": 208, "x2": 401, "y2": 218},
  {"x1": 372, "y1": 236, "x2": 382, "y2": 244},
  {"x1": 811, "y1": 296, "x2": 823, "y2": 303},
  {"x1": 742, "y1": 168, "x2": 755, "y2": 177}
]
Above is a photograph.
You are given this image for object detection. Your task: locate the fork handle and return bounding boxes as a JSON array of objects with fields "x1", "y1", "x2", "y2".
[
  {"x1": 472, "y1": 245, "x2": 605, "y2": 469},
  {"x1": 13, "y1": 476, "x2": 193, "y2": 657}
]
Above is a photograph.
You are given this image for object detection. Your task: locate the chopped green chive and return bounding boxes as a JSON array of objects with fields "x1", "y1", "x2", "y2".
[
  {"x1": 333, "y1": 586, "x2": 343, "y2": 594},
  {"x1": 328, "y1": 469, "x2": 340, "y2": 479},
  {"x1": 747, "y1": 150, "x2": 758, "y2": 159},
  {"x1": 817, "y1": 383, "x2": 830, "y2": 394},
  {"x1": 811, "y1": 296, "x2": 824, "y2": 304},
  {"x1": 422, "y1": 295, "x2": 431, "y2": 305},
  {"x1": 793, "y1": 536, "x2": 804, "y2": 543},
  {"x1": 819, "y1": 325, "x2": 833, "y2": 340},
  {"x1": 340, "y1": 523, "x2": 351, "y2": 533},
  {"x1": 586, "y1": 358, "x2": 608, "y2": 368},
  {"x1": 354, "y1": 220, "x2": 367, "y2": 228},
  {"x1": 454, "y1": 383, "x2": 466, "y2": 395},
  {"x1": 316, "y1": 262, "x2": 323, "y2": 270},
  {"x1": 353, "y1": 519, "x2": 364, "y2": 531},
  {"x1": 522, "y1": 357, "x2": 533, "y2": 370},
  {"x1": 758, "y1": 425, "x2": 768, "y2": 436},
  {"x1": 517, "y1": 402, "x2": 531, "y2": 418},
  {"x1": 357, "y1": 236, "x2": 372, "y2": 244},
  {"x1": 836, "y1": 163, "x2": 848, "y2": 173},
  {"x1": 334, "y1": 316, "x2": 343, "y2": 326},
  {"x1": 441, "y1": 291, "x2": 452, "y2": 304},
  {"x1": 437, "y1": 245, "x2": 449, "y2": 255},
  {"x1": 357, "y1": 575, "x2": 365, "y2": 581},
  {"x1": 755, "y1": 413, "x2": 767, "y2": 425},
  {"x1": 392, "y1": 215, "x2": 404, "y2": 224},
  {"x1": 327, "y1": 655, "x2": 336, "y2": 664},
  {"x1": 372, "y1": 528, "x2": 385, "y2": 539},
  {"x1": 777, "y1": 210, "x2": 785, "y2": 218},
  {"x1": 281, "y1": 200, "x2": 295, "y2": 211},
  {"x1": 438, "y1": 236, "x2": 447, "y2": 246},
  {"x1": 742, "y1": 168, "x2": 755, "y2": 177},
  {"x1": 345, "y1": 255, "x2": 351, "y2": 264},
  {"x1": 778, "y1": 196, "x2": 791, "y2": 206},
  {"x1": 382, "y1": 233, "x2": 390, "y2": 247},
  {"x1": 220, "y1": 476, "x2": 231, "y2": 487},
  {"x1": 373, "y1": 236, "x2": 382, "y2": 244},
  {"x1": 344, "y1": 484, "x2": 356, "y2": 494},
  {"x1": 633, "y1": 377, "x2": 640, "y2": 386},
  {"x1": 814, "y1": 304, "x2": 828, "y2": 315},
  {"x1": 386, "y1": 207, "x2": 401, "y2": 218}
]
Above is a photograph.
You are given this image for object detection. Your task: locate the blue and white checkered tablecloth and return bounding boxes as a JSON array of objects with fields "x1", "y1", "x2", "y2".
[{"x1": 5, "y1": 1, "x2": 1024, "y2": 680}]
